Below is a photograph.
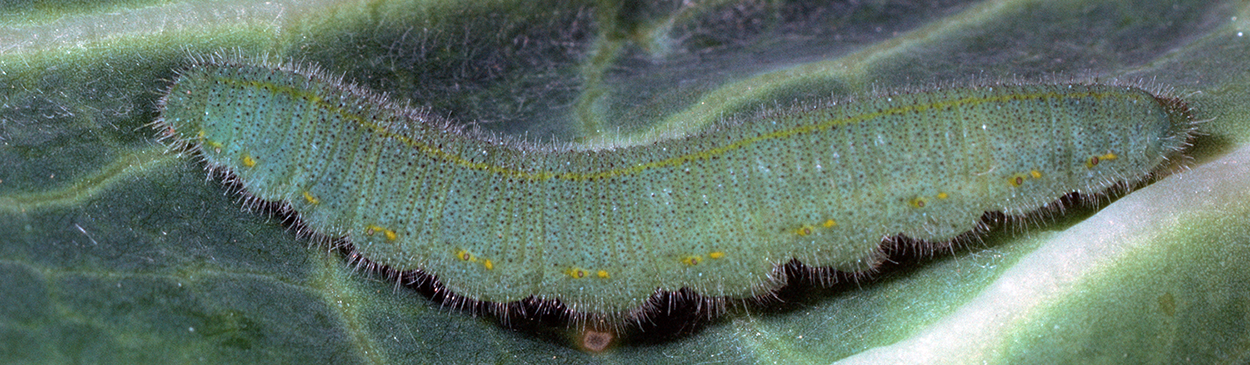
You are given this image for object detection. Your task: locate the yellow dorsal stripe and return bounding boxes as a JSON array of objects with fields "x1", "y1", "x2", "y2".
[{"x1": 220, "y1": 77, "x2": 1139, "y2": 182}]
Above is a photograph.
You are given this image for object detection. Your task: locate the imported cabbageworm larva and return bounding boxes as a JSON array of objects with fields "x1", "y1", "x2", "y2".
[{"x1": 154, "y1": 56, "x2": 1194, "y2": 318}]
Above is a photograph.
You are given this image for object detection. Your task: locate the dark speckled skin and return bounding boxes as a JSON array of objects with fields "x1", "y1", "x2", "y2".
[{"x1": 156, "y1": 58, "x2": 1193, "y2": 317}]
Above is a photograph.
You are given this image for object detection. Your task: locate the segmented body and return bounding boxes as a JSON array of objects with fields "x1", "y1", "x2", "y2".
[{"x1": 156, "y1": 60, "x2": 1192, "y2": 315}]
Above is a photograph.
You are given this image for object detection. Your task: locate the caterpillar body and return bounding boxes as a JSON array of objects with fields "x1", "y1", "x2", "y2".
[{"x1": 155, "y1": 58, "x2": 1193, "y2": 317}]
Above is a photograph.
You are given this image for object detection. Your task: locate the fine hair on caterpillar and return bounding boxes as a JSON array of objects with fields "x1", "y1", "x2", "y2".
[{"x1": 152, "y1": 52, "x2": 1197, "y2": 344}]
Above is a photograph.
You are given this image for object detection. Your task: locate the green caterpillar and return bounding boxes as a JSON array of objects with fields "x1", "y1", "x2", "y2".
[{"x1": 154, "y1": 57, "x2": 1194, "y2": 317}]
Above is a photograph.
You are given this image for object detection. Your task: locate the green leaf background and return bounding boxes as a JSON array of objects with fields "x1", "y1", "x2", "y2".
[{"x1": 2, "y1": 0, "x2": 1249, "y2": 363}]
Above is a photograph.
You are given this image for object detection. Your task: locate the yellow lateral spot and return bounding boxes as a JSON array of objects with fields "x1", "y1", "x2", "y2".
[
  {"x1": 1030, "y1": 170, "x2": 1042, "y2": 179},
  {"x1": 822, "y1": 219, "x2": 837, "y2": 228},
  {"x1": 937, "y1": 192, "x2": 949, "y2": 199},
  {"x1": 203, "y1": 139, "x2": 223, "y2": 150},
  {"x1": 366, "y1": 225, "x2": 394, "y2": 240},
  {"x1": 794, "y1": 225, "x2": 814, "y2": 236},
  {"x1": 1086, "y1": 153, "x2": 1116, "y2": 169},
  {"x1": 362, "y1": 224, "x2": 398, "y2": 241},
  {"x1": 909, "y1": 197, "x2": 928, "y2": 208},
  {"x1": 1008, "y1": 173, "x2": 1028, "y2": 187},
  {"x1": 196, "y1": 130, "x2": 206, "y2": 138},
  {"x1": 455, "y1": 249, "x2": 475, "y2": 262},
  {"x1": 596, "y1": 270, "x2": 609, "y2": 279},
  {"x1": 709, "y1": 251, "x2": 725, "y2": 259},
  {"x1": 565, "y1": 268, "x2": 588, "y2": 279},
  {"x1": 302, "y1": 191, "x2": 320, "y2": 205},
  {"x1": 483, "y1": 259, "x2": 493, "y2": 270},
  {"x1": 680, "y1": 256, "x2": 702, "y2": 266}
]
